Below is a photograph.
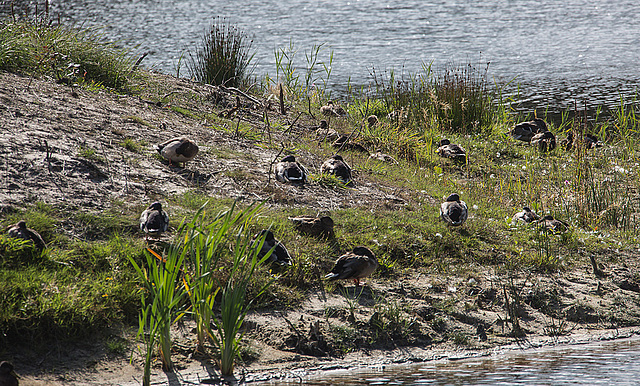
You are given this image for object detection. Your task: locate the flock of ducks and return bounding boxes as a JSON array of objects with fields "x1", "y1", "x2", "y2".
[{"x1": 4, "y1": 112, "x2": 579, "y2": 289}]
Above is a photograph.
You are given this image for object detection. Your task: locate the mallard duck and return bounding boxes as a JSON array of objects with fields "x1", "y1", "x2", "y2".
[
  {"x1": 563, "y1": 131, "x2": 602, "y2": 151},
  {"x1": 436, "y1": 139, "x2": 466, "y2": 161},
  {"x1": 320, "y1": 101, "x2": 346, "y2": 117},
  {"x1": 288, "y1": 215, "x2": 334, "y2": 238},
  {"x1": 315, "y1": 120, "x2": 340, "y2": 142},
  {"x1": 156, "y1": 137, "x2": 199, "y2": 165},
  {"x1": 275, "y1": 155, "x2": 308, "y2": 184},
  {"x1": 320, "y1": 154, "x2": 352, "y2": 184},
  {"x1": 367, "y1": 115, "x2": 379, "y2": 128},
  {"x1": 251, "y1": 230, "x2": 292, "y2": 267},
  {"x1": 332, "y1": 135, "x2": 368, "y2": 153},
  {"x1": 0, "y1": 361, "x2": 19, "y2": 386},
  {"x1": 510, "y1": 118, "x2": 547, "y2": 142},
  {"x1": 512, "y1": 207, "x2": 540, "y2": 224},
  {"x1": 538, "y1": 215, "x2": 569, "y2": 233},
  {"x1": 7, "y1": 220, "x2": 46, "y2": 252},
  {"x1": 531, "y1": 131, "x2": 556, "y2": 152},
  {"x1": 139, "y1": 202, "x2": 169, "y2": 239},
  {"x1": 368, "y1": 149, "x2": 398, "y2": 164},
  {"x1": 325, "y1": 246, "x2": 378, "y2": 286},
  {"x1": 440, "y1": 193, "x2": 468, "y2": 226}
]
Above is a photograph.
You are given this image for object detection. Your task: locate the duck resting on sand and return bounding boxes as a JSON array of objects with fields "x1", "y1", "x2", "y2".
[
  {"x1": 320, "y1": 154, "x2": 352, "y2": 184},
  {"x1": 325, "y1": 246, "x2": 378, "y2": 286},
  {"x1": 156, "y1": 137, "x2": 199, "y2": 165},
  {"x1": 440, "y1": 193, "x2": 468, "y2": 226},
  {"x1": 275, "y1": 155, "x2": 308, "y2": 184}
]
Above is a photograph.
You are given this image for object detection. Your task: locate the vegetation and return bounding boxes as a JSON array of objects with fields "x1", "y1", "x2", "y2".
[
  {"x1": 187, "y1": 16, "x2": 254, "y2": 88},
  {"x1": 3, "y1": 9, "x2": 640, "y2": 384},
  {"x1": 0, "y1": 6, "x2": 137, "y2": 91}
]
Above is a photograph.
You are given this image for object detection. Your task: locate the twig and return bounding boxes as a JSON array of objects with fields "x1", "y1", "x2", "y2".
[
  {"x1": 279, "y1": 84, "x2": 286, "y2": 115},
  {"x1": 267, "y1": 143, "x2": 286, "y2": 186},
  {"x1": 283, "y1": 112, "x2": 303, "y2": 135},
  {"x1": 220, "y1": 85, "x2": 263, "y2": 106}
]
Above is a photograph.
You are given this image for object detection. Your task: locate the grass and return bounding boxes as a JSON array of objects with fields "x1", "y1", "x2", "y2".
[
  {"x1": 0, "y1": 9, "x2": 137, "y2": 91},
  {"x1": 4, "y1": 12, "x2": 640, "y2": 380}
]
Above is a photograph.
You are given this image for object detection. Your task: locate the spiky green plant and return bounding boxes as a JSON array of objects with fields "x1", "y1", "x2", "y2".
[
  {"x1": 212, "y1": 217, "x2": 275, "y2": 375},
  {"x1": 188, "y1": 17, "x2": 254, "y2": 88},
  {"x1": 130, "y1": 245, "x2": 187, "y2": 383}
]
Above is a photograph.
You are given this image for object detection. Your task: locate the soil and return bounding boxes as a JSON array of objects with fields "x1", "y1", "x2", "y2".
[{"x1": 2, "y1": 71, "x2": 640, "y2": 385}]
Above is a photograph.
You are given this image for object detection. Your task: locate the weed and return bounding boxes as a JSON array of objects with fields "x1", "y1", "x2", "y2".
[{"x1": 120, "y1": 138, "x2": 142, "y2": 153}]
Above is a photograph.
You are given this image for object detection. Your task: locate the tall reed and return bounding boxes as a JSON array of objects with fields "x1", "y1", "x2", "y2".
[
  {"x1": 188, "y1": 17, "x2": 254, "y2": 88},
  {"x1": 212, "y1": 218, "x2": 275, "y2": 375},
  {"x1": 130, "y1": 244, "x2": 187, "y2": 383}
]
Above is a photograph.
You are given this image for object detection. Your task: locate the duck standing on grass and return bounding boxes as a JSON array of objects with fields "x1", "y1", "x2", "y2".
[
  {"x1": 509, "y1": 118, "x2": 547, "y2": 142},
  {"x1": 156, "y1": 137, "x2": 199, "y2": 166},
  {"x1": 0, "y1": 361, "x2": 19, "y2": 386},
  {"x1": 440, "y1": 193, "x2": 468, "y2": 226},
  {"x1": 436, "y1": 139, "x2": 466, "y2": 162},
  {"x1": 251, "y1": 230, "x2": 292, "y2": 267},
  {"x1": 320, "y1": 154, "x2": 352, "y2": 184},
  {"x1": 320, "y1": 101, "x2": 346, "y2": 117},
  {"x1": 325, "y1": 246, "x2": 378, "y2": 287},
  {"x1": 139, "y1": 202, "x2": 169, "y2": 240},
  {"x1": 275, "y1": 155, "x2": 308, "y2": 184},
  {"x1": 7, "y1": 220, "x2": 46, "y2": 252}
]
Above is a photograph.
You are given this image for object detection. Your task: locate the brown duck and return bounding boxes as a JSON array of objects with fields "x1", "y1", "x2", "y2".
[
  {"x1": 7, "y1": 220, "x2": 45, "y2": 252},
  {"x1": 325, "y1": 246, "x2": 378, "y2": 286}
]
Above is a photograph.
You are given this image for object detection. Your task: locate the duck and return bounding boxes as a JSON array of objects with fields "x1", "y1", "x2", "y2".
[
  {"x1": 368, "y1": 149, "x2": 398, "y2": 164},
  {"x1": 325, "y1": 246, "x2": 378, "y2": 286},
  {"x1": 512, "y1": 207, "x2": 540, "y2": 224},
  {"x1": 563, "y1": 131, "x2": 603, "y2": 151},
  {"x1": 139, "y1": 202, "x2": 169, "y2": 239},
  {"x1": 315, "y1": 120, "x2": 340, "y2": 142},
  {"x1": 7, "y1": 220, "x2": 46, "y2": 252},
  {"x1": 0, "y1": 361, "x2": 19, "y2": 386},
  {"x1": 509, "y1": 118, "x2": 547, "y2": 142},
  {"x1": 537, "y1": 215, "x2": 569, "y2": 233},
  {"x1": 440, "y1": 193, "x2": 468, "y2": 226},
  {"x1": 288, "y1": 215, "x2": 334, "y2": 238},
  {"x1": 436, "y1": 139, "x2": 466, "y2": 162},
  {"x1": 367, "y1": 115, "x2": 379, "y2": 128},
  {"x1": 156, "y1": 137, "x2": 199, "y2": 165},
  {"x1": 531, "y1": 130, "x2": 556, "y2": 152},
  {"x1": 332, "y1": 135, "x2": 368, "y2": 153},
  {"x1": 275, "y1": 155, "x2": 308, "y2": 184},
  {"x1": 251, "y1": 229, "x2": 292, "y2": 267},
  {"x1": 320, "y1": 154, "x2": 352, "y2": 184},
  {"x1": 320, "y1": 101, "x2": 346, "y2": 117}
]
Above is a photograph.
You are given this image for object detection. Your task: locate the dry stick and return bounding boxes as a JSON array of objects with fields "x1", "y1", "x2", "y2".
[
  {"x1": 308, "y1": 97, "x2": 316, "y2": 120},
  {"x1": 283, "y1": 112, "x2": 303, "y2": 136},
  {"x1": 263, "y1": 105, "x2": 272, "y2": 144},
  {"x1": 279, "y1": 84, "x2": 286, "y2": 115},
  {"x1": 267, "y1": 143, "x2": 286, "y2": 186},
  {"x1": 221, "y1": 85, "x2": 263, "y2": 107}
]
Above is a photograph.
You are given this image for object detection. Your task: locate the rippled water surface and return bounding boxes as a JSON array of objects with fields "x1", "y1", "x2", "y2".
[
  {"x1": 263, "y1": 338, "x2": 640, "y2": 385},
  {"x1": 2, "y1": 0, "x2": 639, "y2": 112}
]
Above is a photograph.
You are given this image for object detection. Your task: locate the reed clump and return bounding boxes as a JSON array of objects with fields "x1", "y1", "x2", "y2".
[{"x1": 188, "y1": 17, "x2": 254, "y2": 88}]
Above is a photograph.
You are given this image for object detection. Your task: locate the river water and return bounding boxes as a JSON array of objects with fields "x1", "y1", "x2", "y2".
[
  {"x1": 263, "y1": 337, "x2": 640, "y2": 385},
  {"x1": 2, "y1": 0, "x2": 639, "y2": 115}
]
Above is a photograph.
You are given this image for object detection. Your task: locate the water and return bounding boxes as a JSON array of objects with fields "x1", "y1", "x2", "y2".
[
  {"x1": 2, "y1": 0, "x2": 639, "y2": 115},
  {"x1": 263, "y1": 337, "x2": 640, "y2": 385}
]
